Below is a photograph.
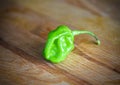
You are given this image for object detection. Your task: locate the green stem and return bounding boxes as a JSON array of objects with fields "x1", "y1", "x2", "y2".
[{"x1": 72, "y1": 30, "x2": 100, "y2": 45}]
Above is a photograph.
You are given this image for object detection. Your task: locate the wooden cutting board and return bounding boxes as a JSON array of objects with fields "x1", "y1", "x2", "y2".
[{"x1": 0, "y1": 0, "x2": 120, "y2": 85}]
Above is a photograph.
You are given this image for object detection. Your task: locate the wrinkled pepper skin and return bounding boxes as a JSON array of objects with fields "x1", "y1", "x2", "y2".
[
  {"x1": 43, "y1": 25, "x2": 100, "y2": 63},
  {"x1": 43, "y1": 25, "x2": 74, "y2": 63}
]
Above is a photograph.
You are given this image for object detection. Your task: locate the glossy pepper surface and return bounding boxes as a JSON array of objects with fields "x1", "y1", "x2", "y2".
[{"x1": 42, "y1": 25, "x2": 100, "y2": 63}]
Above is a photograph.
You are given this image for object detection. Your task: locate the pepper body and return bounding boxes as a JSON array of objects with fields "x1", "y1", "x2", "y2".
[
  {"x1": 43, "y1": 25, "x2": 100, "y2": 63},
  {"x1": 43, "y1": 25, "x2": 74, "y2": 63}
]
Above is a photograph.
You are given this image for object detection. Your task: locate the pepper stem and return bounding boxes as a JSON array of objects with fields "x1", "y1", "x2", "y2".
[{"x1": 72, "y1": 30, "x2": 100, "y2": 45}]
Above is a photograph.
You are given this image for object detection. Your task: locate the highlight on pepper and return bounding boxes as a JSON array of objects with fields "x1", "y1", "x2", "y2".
[{"x1": 42, "y1": 25, "x2": 100, "y2": 63}]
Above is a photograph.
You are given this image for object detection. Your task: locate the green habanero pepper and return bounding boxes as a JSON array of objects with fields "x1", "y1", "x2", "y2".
[{"x1": 42, "y1": 25, "x2": 100, "y2": 63}]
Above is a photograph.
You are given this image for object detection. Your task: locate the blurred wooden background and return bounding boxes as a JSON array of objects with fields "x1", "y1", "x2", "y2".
[{"x1": 0, "y1": 0, "x2": 120, "y2": 85}]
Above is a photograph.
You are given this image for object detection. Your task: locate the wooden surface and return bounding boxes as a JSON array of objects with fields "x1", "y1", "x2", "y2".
[{"x1": 0, "y1": 0, "x2": 120, "y2": 85}]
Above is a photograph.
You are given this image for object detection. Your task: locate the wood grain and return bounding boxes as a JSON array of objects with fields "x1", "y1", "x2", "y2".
[
  {"x1": 0, "y1": 0, "x2": 120, "y2": 85},
  {"x1": 0, "y1": 45, "x2": 79, "y2": 85}
]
